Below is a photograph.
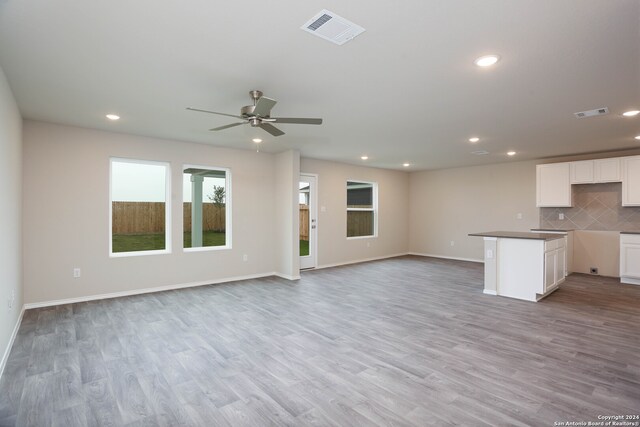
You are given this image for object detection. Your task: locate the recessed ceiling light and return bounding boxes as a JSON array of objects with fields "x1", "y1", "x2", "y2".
[
  {"x1": 468, "y1": 137, "x2": 480, "y2": 143},
  {"x1": 403, "y1": 163, "x2": 410, "y2": 167},
  {"x1": 507, "y1": 151, "x2": 516, "y2": 156},
  {"x1": 252, "y1": 138, "x2": 262, "y2": 143},
  {"x1": 361, "y1": 156, "x2": 368, "y2": 160},
  {"x1": 635, "y1": 135, "x2": 640, "y2": 140},
  {"x1": 105, "y1": 114, "x2": 120, "y2": 121},
  {"x1": 474, "y1": 55, "x2": 500, "y2": 67},
  {"x1": 623, "y1": 110, "x2": 640, "y2": 117}
]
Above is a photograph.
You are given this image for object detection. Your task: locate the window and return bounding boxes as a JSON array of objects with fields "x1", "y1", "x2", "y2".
[
  {"x1": 110, "y1": 158, "x2": 171, "y2": 256},
  {"x1": 183, "y1": 166, "x2": 231, "y2": 250},
  {"x1": 347, "y1": 180, "x2": 377, "y2": 238}
]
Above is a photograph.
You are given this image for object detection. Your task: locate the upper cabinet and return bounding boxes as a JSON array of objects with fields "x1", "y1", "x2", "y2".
[
  {"x1": 537, "y1": 156, "x2": 635, "y2": 207},
  {"x1": 537, "y1": 163, "x2": 571, "y2": 207},
  {"x1": 570, "y1": 158, "x2": 621, "y2": 184},
  {"x1": 622, "y1": 156, "x2": 640, "y2": 206}
]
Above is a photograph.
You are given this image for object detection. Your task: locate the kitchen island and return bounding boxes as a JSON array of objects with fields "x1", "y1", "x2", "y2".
[{"x1": 469, "y1": 231, "x2": 567, "y2": 302}]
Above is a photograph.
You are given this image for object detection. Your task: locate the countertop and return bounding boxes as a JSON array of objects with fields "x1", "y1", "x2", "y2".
[
  {"x1": 620, "y1": 231, "x2": 640, "y2": 235},
  {"x1": 530, "y1": 228, "x2": 574, "y2": 232},
  {"x1": 468, "y1": 231, "x2": 565, "y2": 241}
]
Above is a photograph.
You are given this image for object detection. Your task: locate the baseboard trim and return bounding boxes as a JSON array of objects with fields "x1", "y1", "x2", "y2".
[
  {"x1": 0, "y1": 306, "x2": 25, "y2": 380},
  {"x1": 483, "y1": 289, "x2": 498, "y2": 295},
  {"x1": 23, "y1": 272, "x2": 277, "y2": 310},
  {"x1": 274, "y1": 273, "x2": 301, "y2": 280},
  {"x1": 315, "y1": 253, "x2": 409, "y2": 270},
  {"x1": 408, "y1": 252, "x2": 483, "y2": 263},
  {"x1": 620, "y1": 277, "x2": 640, "y2": 286}
]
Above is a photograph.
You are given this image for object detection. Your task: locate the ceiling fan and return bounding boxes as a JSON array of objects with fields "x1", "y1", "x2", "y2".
[{"x1": 187, "y1": 90, "x2": 323, "y2": 137}]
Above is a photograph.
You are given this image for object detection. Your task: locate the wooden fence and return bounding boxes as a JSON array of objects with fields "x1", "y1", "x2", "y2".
[
  {"x1": 113, "y1": 202, "x2": 314, "y2": 237},
  {"x1": 347, "y1": 211, "x2": 374, "y2": 237},
  {"x1": 183, "y1": 203, "x2": 226, "y2": 232},
  {"x1": 299, "y1": 204, "x2": 309, "y2": 240},
  {"x1": 112, "y1": 202, "x2": 225, "y2": 234}
]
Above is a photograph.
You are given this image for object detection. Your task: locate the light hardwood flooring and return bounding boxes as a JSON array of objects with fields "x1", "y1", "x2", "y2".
[{"x1": 1, "y1": 256, "x2": 639, "y2": 426}]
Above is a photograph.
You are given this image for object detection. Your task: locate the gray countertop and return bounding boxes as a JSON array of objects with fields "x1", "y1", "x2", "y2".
[
  {"x1": 469, "y1": 231, "x2": 565, "y2": 241},
  {"x1": 620, "y1": 231, "x2": 640, "y2": 235},
  {"x1": 530, "y1": 228, "x2": 574, "y2": 232}
]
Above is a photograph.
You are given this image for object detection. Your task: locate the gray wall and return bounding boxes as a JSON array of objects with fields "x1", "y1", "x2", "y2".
[
  {"x1": 409, "y1": 160, "x2": 540, "y2": 261},
  {"x1": 0, "y1": 65, "x2": 22, "y2": 373},
  {"x1": 22, "y1": 121, "x2": 281, "y2": 304},
  {"x1": 300, "y1": 158, "x2": 410, "y2": 267}
]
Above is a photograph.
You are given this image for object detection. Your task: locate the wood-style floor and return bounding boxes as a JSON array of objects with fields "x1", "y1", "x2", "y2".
[{"x1": 1, "y1": 256, "x2": 639, "y2": 426}]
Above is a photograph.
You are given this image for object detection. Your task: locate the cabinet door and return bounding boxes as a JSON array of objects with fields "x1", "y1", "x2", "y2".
[
  {"x1": 544, "y1": 250, "x2": 557, "y2": 291},
  {"x1": 537, "y1": 163, "x2": 572, "y2": 207},
  {"x1": 556, "y1": 247, "x2": 566, "y2": 282},
  {"x1": 622, "y1": 156, "x2": 640, "y2": 206},
  {"x1": 594, "y1": 158, "x2": 621, "y2": 183},
  {"x1": 570, "y1": 161, "x2": 594, "y2": 184},
  {"x1": 620, "y1": 243, "x2": 640, "y2": 278}
]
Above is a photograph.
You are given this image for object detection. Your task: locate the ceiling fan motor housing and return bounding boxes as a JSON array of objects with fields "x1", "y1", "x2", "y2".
[{"x1": 241, "y1": 105, "x2": 257, "y2": 117}]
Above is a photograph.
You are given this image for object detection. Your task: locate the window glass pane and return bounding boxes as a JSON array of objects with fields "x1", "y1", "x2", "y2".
[
  {"x1": 347, "y1": 211, "x2": 374, "y2": 237},
  {"x1": 299, "y1": 181, "x2": 310, "y2": 256},
  {"x1": 111, "y1": 160, "x2": 168, "y2": 253},
  {"x1": 183, "y1": 167, "x2": 228, "y2": 249},
  {"x1": 347, "y1": 181, "x2": 373, "y2": 208}
]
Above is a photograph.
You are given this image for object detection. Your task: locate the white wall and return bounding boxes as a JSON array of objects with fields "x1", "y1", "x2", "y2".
[
  {"x1": 23, "y1": 121, "x2": 285, "y2": 304},
  {"x1": 300, "y1": 158, "x2": 410, "y2": 267},
  {"x1": 0, "y1": 65, "x2": 22, "y2": 374},
  {"x1": 409, "y1": 160, "x2": 540, "y2": 261},
  {"x1": 274, "y1": 150, "x2": 300, "y2": 279}
]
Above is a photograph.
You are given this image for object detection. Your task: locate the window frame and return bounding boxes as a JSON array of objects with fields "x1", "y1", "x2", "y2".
[
  {"x1": 346, "y1": 179, "x2": 378, "y2": 239},
  {"x1": 182, "y1": 164, "x2": 232, "y2": 252},
  {"x1": 109, "y1": 157, "x2": 172, "y2": 257}
]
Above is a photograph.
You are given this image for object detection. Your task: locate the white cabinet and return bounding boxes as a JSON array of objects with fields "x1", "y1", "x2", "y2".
[
  {"x1": 544, "y1": 238, "x2": 566, "y2": 293},
  {"x1": 622, "y1": 156, "x2": 640, "y2": 206},
  {"x1": 570, "y1": 160, "x2": 594, "y2": 184},
  {"x1": 595, "y1": 158, "x2": 621, "y2": 182},
  {"x1": 620, "y1": 234, "x2": 640, "y2": 285},
  {"x1": 536, "y1": 163, "x2": 572, "y2": 207},
  {"x1": 570, "y1": 158, "x2": 621, "y2": 184}
]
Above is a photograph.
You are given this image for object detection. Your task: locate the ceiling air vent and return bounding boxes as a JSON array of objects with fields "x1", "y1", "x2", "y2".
[
  {"x1": 574, "y1": 107, "x2": 609, "y2": 119},
  {"x1": 472, "y1": 150, "x2": 490, "y2": 155},
  {"x1": 301, "y1": 9, "x2": 365, "y2": 45}
]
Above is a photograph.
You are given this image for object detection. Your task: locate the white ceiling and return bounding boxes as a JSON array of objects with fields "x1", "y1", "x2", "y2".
[{"x1": 0, "y1": 0, "x2": 638, "y2": 170}]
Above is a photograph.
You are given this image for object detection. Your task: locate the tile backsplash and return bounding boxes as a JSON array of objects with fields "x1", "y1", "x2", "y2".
[{"x1": 539, "y1": 182, "x2": 640, "y2": 231}]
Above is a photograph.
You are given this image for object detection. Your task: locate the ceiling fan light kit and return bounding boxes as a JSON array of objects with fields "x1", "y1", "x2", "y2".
[{"x1": 187, "y1": 90, "x2": 323, "y2": 137}]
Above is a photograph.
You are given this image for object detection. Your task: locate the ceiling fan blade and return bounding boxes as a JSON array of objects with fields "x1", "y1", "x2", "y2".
[
  {"x1": 209, "y1": 122, "x2": 246, "y2": 131},
  {"x1": 270, "y1": 117, "x2": 323, "y2": 125},
  {"x1": 253, "y1": 97, "x2": 277, "y2": 117},
  {"x1": 187, "y1": 107, "x2": 244, "y2": 119},
  {"x1": 259, "y1": 123, "x2": 285, "y2": 137}
]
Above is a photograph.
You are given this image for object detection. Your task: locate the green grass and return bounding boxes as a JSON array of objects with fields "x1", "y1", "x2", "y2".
[
  {"x1": 300, "y1": 239, "x2": 309, "y2": 256},
  {"x1": 183, "y1": 231, "x2": 226, "y2": 248},
  {"x1": 113, "y1": 232, "x2": 308, "y2": 255},
  {"x1": 112, "y1": 231, "x2": 226, "y2": 253}
]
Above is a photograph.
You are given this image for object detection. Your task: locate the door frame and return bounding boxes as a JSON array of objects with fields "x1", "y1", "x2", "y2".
[{"x1": 300, "y1": 173, "x2": 318, "y2": 269}]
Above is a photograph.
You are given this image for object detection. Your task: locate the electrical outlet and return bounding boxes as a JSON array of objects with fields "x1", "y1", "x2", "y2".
[
  {"x1": 516, "y1": 213, "x2": 523, "y2": 220},
  {"x1": 243, "y1": 254, "x2": 248, "y2": 262},
  {"x1": 73, "y1": 268, "x2": 81, "y2": 278},
  {"x1": 590, "y1": 267, "x2": 598, "y2": 275},
  {"x1": 559, "y1": 213, "x2": 565, "y2": 220},
  {"x1": 450, "y1": 241, "x2": 455, "y2": 247}
]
